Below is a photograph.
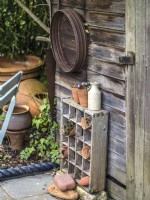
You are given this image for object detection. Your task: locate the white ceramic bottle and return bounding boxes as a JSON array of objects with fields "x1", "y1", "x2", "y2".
[{"x1": 88, "y1": 82, "x2": 101, "y2": 111}]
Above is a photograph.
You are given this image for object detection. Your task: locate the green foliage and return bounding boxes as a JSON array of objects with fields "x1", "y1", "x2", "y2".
[
  {"x1": 0, "y1": 114, "x2": 5, "y2": 122},
  {"x1": 0, "y1": 0, "x2": 50, "y2": 58},
  {"x1": 20, "y1": 97, "x2": 60, "y2": 164}
]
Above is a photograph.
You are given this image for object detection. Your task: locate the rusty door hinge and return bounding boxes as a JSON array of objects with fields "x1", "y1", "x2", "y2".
[{"x1": 119, "y1": 52, "x2": 135, "y2": 65}]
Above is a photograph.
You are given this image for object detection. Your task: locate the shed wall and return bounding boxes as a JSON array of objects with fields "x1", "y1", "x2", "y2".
[{"x1": 52, "y1": 1, "x2": 126, "y2": 199}]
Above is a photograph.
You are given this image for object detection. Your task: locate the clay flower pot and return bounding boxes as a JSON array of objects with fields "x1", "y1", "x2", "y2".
[
  {"x1": 16, "y1": 79, "x2": 47, "y2": 117},
  {"x1": 81, "y1": 116, "x2": 92, "y2": 130},
  {"x1": 71, "y1": 87, "x2": 80, "y2": 103},
  {"x1": 0, "y1": 55, "x2": 43, "y2": 83},
  {"x1": 78, "y1": 89, "x2": 88, "y2": 107},
  {"x1": 6, "y1": 129, "x2": 30, "y2": 150},
  {"x1": 3, "y1": 104, "x2": 32, "y2": 131},
  {"x1": 61, "y1": 146, "x2": 68, "y2": 159},
  {"x1": 63, "y1": 121, "x2": 76, "y2": 137},
  {"x1": 78, "y1": 176, "x2": 90, "y2": 186},
  {"x1": 81, "y1": 146, "x2": 91, "y2": 159},
  {"x1": 28, "y1": 92, "x2": 48, "y2": 117}
]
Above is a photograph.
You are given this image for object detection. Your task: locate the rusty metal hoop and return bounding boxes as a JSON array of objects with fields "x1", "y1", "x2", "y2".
[{"x1": 51, "y1": 8, "x2": 87, "y2": 73}]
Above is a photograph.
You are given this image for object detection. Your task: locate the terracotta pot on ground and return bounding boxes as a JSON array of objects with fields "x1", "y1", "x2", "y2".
[
  {"x1": 16, "y1": 79, "x2": 47, "y2": 117},
  {"x1": 3, "y1": 104, "x2": 32, "y2": 131},
  {"x1": 28, "y1": 92, "x2": 48, "y2": 117},
  {"x1": 78, "y1": 176, "x2": 90, "y2": 186},
  {"x1": 71, "y1": 87, "x2": 80, "y2": 103},
  {"x1": 78, "y1": 89, "x2": 88, "y2": 107},
  {"x1": 81, "y1": 146, "x2": 91, "y2": 159},
  {"x1": 6, "y1": 129, "x2": 30, "y2": 150}
]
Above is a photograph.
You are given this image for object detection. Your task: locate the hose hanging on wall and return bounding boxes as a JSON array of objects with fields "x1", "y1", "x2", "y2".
[{"x1": 51, "y1": 8, "x2": 87, "y2": 73}]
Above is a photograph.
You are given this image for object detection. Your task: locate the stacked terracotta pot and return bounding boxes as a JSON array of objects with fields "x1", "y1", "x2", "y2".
[
  {"x1": 71, "y1": 82, "x2": 89, "y2": 108},
  {"x1": 2, "y1": 104, "x2": 32, "y2": 150},
  {"x1": 0, "y1": 55, "x2": 43, "y2": 83}
]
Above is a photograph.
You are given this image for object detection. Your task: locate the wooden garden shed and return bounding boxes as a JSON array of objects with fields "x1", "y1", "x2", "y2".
[{"x1": 50, "y1": 0, "x2": 150, "y2": 199}]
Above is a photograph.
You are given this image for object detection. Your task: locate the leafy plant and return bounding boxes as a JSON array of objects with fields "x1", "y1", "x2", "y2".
[
  {"x1": 20, "y1": 97, "x2": 60, "y2": 163},
  {"x1": 0, "y1": 0, "x2": 50, "y2": 59},
  {"x1": 0, "y1": 114, "x2": 5, "y2": 122}
]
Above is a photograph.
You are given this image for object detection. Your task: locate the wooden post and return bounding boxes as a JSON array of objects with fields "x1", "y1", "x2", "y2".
[
  {"x1": 143, "y1": 1, "x2": 150, "y2": 199},
  {"x1": 45, "y1": 48, "x2": 56, "y2": 121},
  {"x1": 126, "y1": 1, "x2": 136, "y2": 199},
  {"x1": 126, "y1": 0, "x2": 150, "y2": 199}
]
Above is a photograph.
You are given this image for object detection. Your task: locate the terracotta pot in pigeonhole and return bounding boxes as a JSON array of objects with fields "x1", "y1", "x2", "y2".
[
  {"x1": 78, "y1": 176, "x2": 90, "y2": 186},
  {"x1": 81, "y1": 146, "x2": 91, "y2": 159},
  {"x1": 81, "y1": 116, "x2": 92, "y2": 130}
]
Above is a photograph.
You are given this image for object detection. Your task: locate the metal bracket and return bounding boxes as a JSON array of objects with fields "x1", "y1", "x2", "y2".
[{"x1": 119, "y1": 52, "x2": 135, "y2": 65}]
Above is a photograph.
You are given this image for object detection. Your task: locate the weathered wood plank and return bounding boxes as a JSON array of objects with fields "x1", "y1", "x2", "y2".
[
  {"x1": 107, "y1": 164, "x2": 126, "y2": 185},
  {"x1": 103, "y1": 105, "x2": 125, "y2": 127},
  {"x1": 125, "y1": 0, "x2": 136, "y2": 199},
  {"x1": 90, "y1": 110, "x2": 108, "y2": 192},
  {"x1": 106, "y1": 179, "x2": 126, "y2": 200},
  {"x1": 102, "y1": 91, "x2": 125, "y2": 113},
  {"x1": 85, "y1": 0, "x2": 125, "y2": 14},
  {"x1": 87, "y1": 71, "x2": 125, "y2": 97},
  {"x1": 86, "y1": 11, "x2": 125, "y2": 31},
  {"x1": 108, "y1": 137, "x2": 125, "y2": 157},
  {"x1": 87, "y1": 56, "x2": 126, "y2": 81},
  {"x1": 55, "y1": 84, "x2": 71, "y2": 98},
  {"x1": 52, "y1": 0, "x2": 125, "y2": 14},
  {"x1": 109, "y1": 122, "x2": 126, "y2": 142},
  {"x1": 56, "y1": 109, "x2": 61, "y2": 124},
  {"x1": 134, "y1": 1, "x2": 146, "y2": 199},
  {"x1": 108, "y1": 150, "x2": 126, "y2": 172},
  {"x1": 56, "y1": 70, "x2": 125, "y2": 97},
  {"x1": 52, "y1": 0, "x2": 85, "y2": 9},
  {"x1": 88, "y1": 43, "x2": 124, "y2": 64},
  {"x1": 51, "y1": 4, "x2": 85, "y2": 17},
  {"x1": 89, "y1": 28, "x2": 125, "y2": 49},
  {"x1": 143, "y1": 1, "x2": 150, "y2": 199}
]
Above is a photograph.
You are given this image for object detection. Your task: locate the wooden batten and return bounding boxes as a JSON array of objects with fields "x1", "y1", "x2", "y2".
[
  {"x1": 85, "y1": 0, "x2": 125, "y2": 14},
  {"x1": 88, "y1": 43, "x2": 125, "y2": 64},
  {"x1": 87, "y1": 57, "x2": 126, "y2": 81},
  {"x1": 86, "y1": 11, "x2": 125, "y2": 31},
  {"x1": 89, "y1": 28, "x2": 125, "y2": 49},
  {"x1": 106, "y1": 179, "x2": 126, "y2": 200}
]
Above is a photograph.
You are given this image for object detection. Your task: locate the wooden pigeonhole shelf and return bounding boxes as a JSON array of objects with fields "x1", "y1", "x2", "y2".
[{"x1": 60, "y1": 98, "x2": 108, "y2": 193}]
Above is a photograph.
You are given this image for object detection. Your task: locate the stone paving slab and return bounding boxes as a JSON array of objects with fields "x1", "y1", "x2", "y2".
[
  {"x1": 0, "y1": 187, "x2": 11, "y2": 200},
  {"x1": 0, "y1": 173, "x2": 56, "y2": 200}
]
